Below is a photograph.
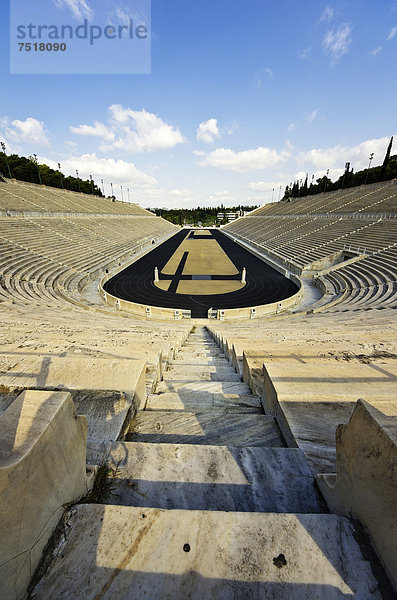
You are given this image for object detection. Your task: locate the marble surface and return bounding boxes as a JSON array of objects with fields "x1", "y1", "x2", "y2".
[
  {"x1": 127, "y1": 410, "x2": 284, "y2": 447},
  {"x1": 263, "y1": 361, "x2": 397, "y2": 473},
  {"x1": 30, "y1": 505, "x2": 383, "y2": 600},
  {"x1": 145, "y1": 392, "x2": 262, "y2": 413},
  {"x1": 156, "y1": 379, "x2": 251, "y2": 396},
  {"x1": 105, "y1": 442, "x2": 324, "y2": 513}
]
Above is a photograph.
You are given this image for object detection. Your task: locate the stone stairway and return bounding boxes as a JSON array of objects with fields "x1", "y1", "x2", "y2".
[{"x1": 30, "y1": 327, "x2": 384, "y2": 599}]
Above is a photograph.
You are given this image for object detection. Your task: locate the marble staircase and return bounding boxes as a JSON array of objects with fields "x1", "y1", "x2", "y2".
[{"x1": 29, "y1": 328, "x2": 385, "y2": 599}]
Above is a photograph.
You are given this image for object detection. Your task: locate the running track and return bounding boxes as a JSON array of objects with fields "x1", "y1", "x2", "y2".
[{"x1": 104, "y1": 229, "x2": 299, "y2": 318}]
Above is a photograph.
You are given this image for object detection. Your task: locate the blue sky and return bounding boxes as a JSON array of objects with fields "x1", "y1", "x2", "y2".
[{"x1": 0, "y1": 0, "x2": 396, "y2": 207}]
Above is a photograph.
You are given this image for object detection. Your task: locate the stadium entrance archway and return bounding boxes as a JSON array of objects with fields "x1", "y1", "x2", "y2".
[{"x1": 104, "y1": 229, "x2": 299, "y2": 318}]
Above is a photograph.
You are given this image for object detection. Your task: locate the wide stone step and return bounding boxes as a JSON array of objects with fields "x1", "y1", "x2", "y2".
[
  {"x1": 166, "y1": 365, "x2": 235, "y2": 374},
  {"x1": 145, "y1": 392, "x2": 262, "y2": 412},
  {"x1": 156, "y1": 380, "x2": 251, "y2": 396},
  {"x1": 104, "y1": 442, "x2": 325, "y2": 513},
  {"x1": 164, "y1": 366, "x2": 241, "y2": 382},
  {"x1": 30, "y1": 505, "x2": 382, "y2": 600},
  {"x1": 126, "y1": 411, "x2": 284, "y2": 447},
  {"x1": 171, "y1": 358, "x2": 228, "y2": 366}
]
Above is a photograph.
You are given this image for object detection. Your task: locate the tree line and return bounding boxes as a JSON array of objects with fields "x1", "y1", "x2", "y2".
[
  {"x1": 283, "y1": 137, "x2": 396, "y2": 201},
  {"x1": 0, "y1": 151, "x2": 104, "y2": 197},
  {"x1": 148, "y1": 205, "x2": 259, "y2": 226}
]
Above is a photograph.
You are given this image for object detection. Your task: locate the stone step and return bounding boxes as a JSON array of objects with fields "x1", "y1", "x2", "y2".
[
  {"x1": 183, "y1": 342, "x2": 217, "y2": 347},
  {"x1": 30, "y1": 505, "x2": 382, "y2": 600},
  {"x1": 170, "y1": 358, "x2": 228, "y2": 367},
  {"x1": 176, "y1": 351, "x2": 226, "y2": 359},
  {"x1": 145, "y1": 392, "x2": 262, "y2": 413},
  {"x1": 103, "y1": 442, "x2": 325, "y2": 513},
  {"x1": 155, "y1": 380, "x2": 251, "y2": 396},
  {"x1": 126, "y1": 411, "x2": 284, "y2": 447},
  {"x1": 166, "y1": 365, "x2": 235, "y2": 374},
  {"x1": 164, "y1": 367, "x2": 241, "y2": 382}
]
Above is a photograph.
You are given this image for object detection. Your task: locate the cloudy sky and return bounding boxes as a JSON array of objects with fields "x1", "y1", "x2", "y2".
[{"x1": 0, "y1": 0, "x2": 396, "y2": 208}]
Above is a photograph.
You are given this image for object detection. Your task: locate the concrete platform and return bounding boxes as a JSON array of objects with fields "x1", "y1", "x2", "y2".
[
  {"x1": 127, "y1": 411, "x2": 284, "y2": 447},
  {"x1": 30, "y1": 505, "x2": 382, "y2": 600},
  {"x1": 104, "y1": 442, "x2": 324, "y2": 513}
]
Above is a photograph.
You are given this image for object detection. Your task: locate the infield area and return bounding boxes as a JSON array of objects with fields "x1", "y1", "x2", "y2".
[{"x1": 104, "y1": 228, "x2": 299, "y2": 318}]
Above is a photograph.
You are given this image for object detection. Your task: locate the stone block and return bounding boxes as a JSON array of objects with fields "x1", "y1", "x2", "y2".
[{"x1": 0, "y1": 390, "x2": 94, "y2": 600}]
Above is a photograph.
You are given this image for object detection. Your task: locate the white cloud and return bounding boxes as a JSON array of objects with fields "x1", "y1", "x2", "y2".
[
  {"x1": 307, "y1": 109, "x2": 318, "y2": 124},
  {"x1": 288, "y1": 123, "x2": 296, "y2": 132},
  {"x1": 371, "y1": 46, "x2": 382, "y2": 56},
  {"x1": 297, "y1": 135, "x2": 396, "y2": 171},
  {"x1": 70, "y1": 121, "x2": 115, "y2": 141},
  {"x1": 0, "y1": 116, "x2": 50, "y2": 147},
  {"x1": 107, "y1": 7, "x2": 147, "y2": 28},
  {"x1": 207, "y1": 190, "x2": 238, "y2": 206},
  {"x1": 253, "y1": 66, "x2": 275, "y2": 88},
  {"x1": 53, "y1": 0, "x2": 93, "y2": 20},
  {"x1": 386, "y1": 26, "x2": 397, "y2": 41},
  {"x1": 196, "y1": 146, "x2": 290, "y2": 172},
  {"x1": 196, "y1": 118, "x2": 221, "y2": 144},
  {"x1": 299, "y1": 47, "x2": 311, "y2": 60},
  {"x1": 41, "y1": 153, "x2": 157, "y2": 192},
  {"x1": 319, "y1": 6, "x2": 335, "y2": 23},
  {"x1": 70, "y1": 105, "x2": 185, "y2": 154},
  {"x1": 323, "y1": 23, "x2": 352, "y2": 61},
  {"x1": 227, "y1": 121, "x2": 238, "y2": 135},
  {"x1": 248, "y1": 181, "x2": 285, "y2": 192}
]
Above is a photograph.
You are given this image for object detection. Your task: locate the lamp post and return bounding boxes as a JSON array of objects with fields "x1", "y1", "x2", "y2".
[
  {"x1": 127, "y1": 187, "x2": 130, "y2": 203},
  {"x1": 101, "y1": 179, "x2": 104, "y2": 195},
  {"x1": 89, "y1": 174, "x2": 94, "y2": 194},
  {"x1": 110, "y1": 182, "x2": 114, "y2": 198},
  {"x1": 58, "y1": 162, "x2": 64, "y2": 188},
  {"x1": 120, "y1": 185, "x2": 124, "y2": 202},
  {"x1": 76, "y1": 169, "x2": 81, "y2": 193},
  {"x1": 0, "y1": 141, "x2": 12, "y2": 179},
  {"x1": 365, "y1": 153, "x2": 374, "y2": 185}
]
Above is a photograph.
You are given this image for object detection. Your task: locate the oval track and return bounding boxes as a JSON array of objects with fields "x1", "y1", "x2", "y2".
[{"x1": 104, "y1": 229, "x2": 299, "y2": 317}]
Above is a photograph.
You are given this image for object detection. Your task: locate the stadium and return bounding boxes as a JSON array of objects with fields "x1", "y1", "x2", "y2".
[
  {"x1": 0, "y1": 174, "x2": 396, "y2": 599},
  {"x1": 1, "y1": 0, "x2": 397, "y2": 598}
]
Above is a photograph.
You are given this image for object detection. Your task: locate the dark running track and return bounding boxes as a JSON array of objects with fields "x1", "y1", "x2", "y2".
[{"x1": 104, "y1": 229, "x2": 299, "y2": 318}]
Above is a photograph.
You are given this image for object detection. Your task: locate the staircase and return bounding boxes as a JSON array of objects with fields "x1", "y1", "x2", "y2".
[{"x1": 30, "y1": 327, "x2": 383, "y2": 599}]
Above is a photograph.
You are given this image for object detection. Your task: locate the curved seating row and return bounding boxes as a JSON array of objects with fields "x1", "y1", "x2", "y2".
[{"x1": 225, "y1": 181, "x2": 397, "y2": 313}]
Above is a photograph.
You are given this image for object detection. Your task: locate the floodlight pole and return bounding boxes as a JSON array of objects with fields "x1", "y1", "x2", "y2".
[
  {"x1": 127, "y1": 187, "x2": 130, "y2": 203},
  {"x1": 58, "y1": 162, "x2": 64, "y2": 188},
  {"x1": 365, "y1": 153, "x2": 374, "y2": 185},
  {"x1": 76, "y1": 169, "x2": 81, "y2": 193},
  {"x1": 101, "y1": 179, "x2": 104, "y2": 195},
  {"x1": 121, "y1": 185, "x2": 124, "y2": 202},
  {"x1": 1, "y1": 141, "x2": 12, "y2": 179}
]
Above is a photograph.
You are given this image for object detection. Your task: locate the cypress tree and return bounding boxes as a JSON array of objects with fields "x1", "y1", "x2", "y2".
[{"x1": 382, "y1": 136, "x2": 393, "y2": 171}]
